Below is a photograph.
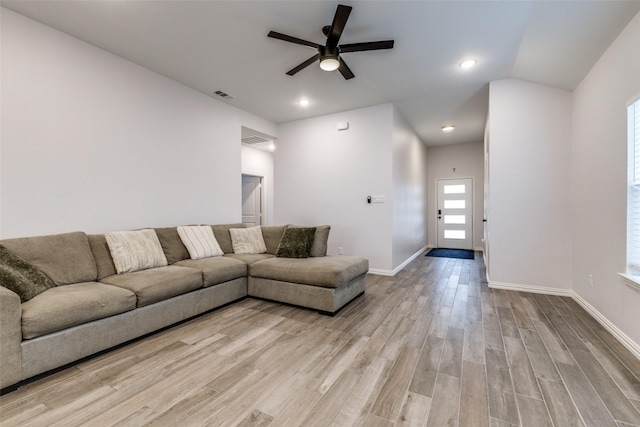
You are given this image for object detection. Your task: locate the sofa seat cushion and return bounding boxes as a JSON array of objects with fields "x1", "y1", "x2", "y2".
[
  {"x1": 224, "y1": 253, "x2": 275, "y2": 265},
  {"x1": 101, "y1": 266, "x2": 203, "y2": 307},
  {"x1": 21, "y1": 282, "x2": 136, "y2": 339},
  {"x1": 250, "y1": 256, "x2": 369, "y2": 288},
  {"x1": 174, "y1": 257, "x2": 247, "y2": 287}
]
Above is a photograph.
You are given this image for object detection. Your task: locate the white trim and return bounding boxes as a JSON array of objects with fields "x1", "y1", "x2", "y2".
[
  {"x1": 572, "y1": 292, "x2": 640, "y2": 360},
  {"x1": 619, "y1": 273, "x2": 640, "y2": 292},
  {"x1": 474, "y1": 246, "x2": 484, "y2": 252},
  {"x1": 488, "y1": 281, "x2": 573, "y2": 297},
  {"x1": 483, "y1": 253, "x2": 489, "y2": 278},
  {"x1": 368, "y1": 268, "x2": 394, "y2": 277},
  {"x1": 488, "y1": 281, "x2": 640, "y2": 360},
  {"x1": 368, "y1": 245, "x2": 428, "y2": 277}
]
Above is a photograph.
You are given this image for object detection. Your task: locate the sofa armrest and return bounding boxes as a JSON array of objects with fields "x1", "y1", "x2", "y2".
[{"x1": 0, "y1": 286, "x2": 22, "y2": 389}]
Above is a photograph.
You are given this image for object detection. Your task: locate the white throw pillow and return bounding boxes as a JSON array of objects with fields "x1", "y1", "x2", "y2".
[
  {"x1": 229, "y1": 226, "x2": 267, "y2": 254},
  {"x1": 105, "y1": 229, "x2": 168, "y2": 274},
  {"x1": 177, "y1": 225, "x2": 224, "y2": 259}
]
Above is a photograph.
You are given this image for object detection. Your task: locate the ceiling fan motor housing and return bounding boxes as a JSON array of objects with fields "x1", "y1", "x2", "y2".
[
  {"x1": 267, "y1": 4, "x2": 394, "y2": 80},
  {"x1": 319, "y1": 45, "x2": 340, "y2": 60}
]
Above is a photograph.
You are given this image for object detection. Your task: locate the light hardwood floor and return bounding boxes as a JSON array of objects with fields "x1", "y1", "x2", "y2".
[{"x1": 1, "y1": 253, "x2": 640, "y2": 426}]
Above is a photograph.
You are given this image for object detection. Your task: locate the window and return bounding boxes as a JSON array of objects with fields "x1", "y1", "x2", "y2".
[
  {"x1": 623, "y1": 98, "x2": 640, "y2": 289},
  {"x1": 443, "y1": 184, "x2": 465, "y2": 194}
]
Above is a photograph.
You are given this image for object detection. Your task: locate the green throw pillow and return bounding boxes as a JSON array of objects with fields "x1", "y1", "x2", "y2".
[
  {"x1": 0, "y1": 244, "x2": 54, "y2": 303},
  {"x1": 276, "y1": 227, "x2": 316, "y2": 258}
]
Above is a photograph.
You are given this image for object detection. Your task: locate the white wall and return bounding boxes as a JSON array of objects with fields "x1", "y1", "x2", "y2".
[
  {"x1": 1, "y1": 9, "x2": 275, "y2": 238},
  {"x1": 241, "y1": 146, "x2": 274, "y2": 225},
  {"x1": 571, "y1": 11, "x2": 640, "y2": 347},
  {"x1": 274, "y1": 103, "x2": 428, "y2": 273},
  {"x1": 274, "y1": 104, "x2": 394, "y2": 271},
  {"x1": 426, "y1": 141, "x2": 484, "y2": 251},
  {"x1": 392, "y1": 106, "x2": 429, "y2": 269},
  {"x1": 487, "y1": 79, "x2": 573, "y2": 290}
]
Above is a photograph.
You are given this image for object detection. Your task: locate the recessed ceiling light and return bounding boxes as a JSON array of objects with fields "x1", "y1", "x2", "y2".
[
  {"x1": 460, "y1": 59, "x2": 477, "y2": 69},
  {"x1": 442, "y1": 125, "x2": 455, "y2": 132},
  {"x1": 298, "y1": 99, "x2": 310, "y2": 107}
]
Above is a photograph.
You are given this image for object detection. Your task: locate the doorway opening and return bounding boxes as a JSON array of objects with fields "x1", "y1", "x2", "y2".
[{"x1": 242, "y1": 174, "x2": 263, "y2": 226}]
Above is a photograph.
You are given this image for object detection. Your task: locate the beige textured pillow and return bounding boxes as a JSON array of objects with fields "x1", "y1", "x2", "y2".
[
  {"x1": 177, "y1": 225, "x2": 224, "y2": 259},
  {"x1": 229, "y1": 226, "x2": 267, "y2": 254},
  {"x1": 105, "y1": 229, "x2": 168, "y2": 274}
]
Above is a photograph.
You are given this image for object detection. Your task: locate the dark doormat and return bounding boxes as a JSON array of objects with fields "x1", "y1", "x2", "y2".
[{"x1": 425, "y1": 248, "x2": 474, "y2": 260}]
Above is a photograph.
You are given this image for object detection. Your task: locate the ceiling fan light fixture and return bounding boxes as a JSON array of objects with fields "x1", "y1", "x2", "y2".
[
  {"x1": 319, "y1": 46, "x2": 340, "y2": 71},
  {"x1": 320, "y1": 57, "x2": 340, "y2": 71}
]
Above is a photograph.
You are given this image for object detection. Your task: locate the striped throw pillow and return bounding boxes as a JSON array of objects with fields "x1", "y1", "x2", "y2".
[
  {"x1": 105, "y1": 229, "x2": 168, "y2": 274},
  {"x1": 177, "y1": 225, "x2": 224, "y2": 259},
  {"x1": 229, "y1": 226, "x2": 267, "y2": 254}
]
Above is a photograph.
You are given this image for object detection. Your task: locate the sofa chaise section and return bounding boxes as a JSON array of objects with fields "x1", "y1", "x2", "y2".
[{"x1": 249, "y1": 256, "x2": 369, "y2": 314}]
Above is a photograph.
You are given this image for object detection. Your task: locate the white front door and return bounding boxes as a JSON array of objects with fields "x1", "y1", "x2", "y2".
[
  {"x1": 437, "y1": 178, "x2": 473, "y2": 250},
  {"x1": 242, "y1": 175, "x2": 262, "y2": 226}
]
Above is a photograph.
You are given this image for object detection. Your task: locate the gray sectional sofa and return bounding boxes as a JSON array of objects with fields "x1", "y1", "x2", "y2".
[{"x1": 0, "y1": 224, "x2": 368, "y2": 391}]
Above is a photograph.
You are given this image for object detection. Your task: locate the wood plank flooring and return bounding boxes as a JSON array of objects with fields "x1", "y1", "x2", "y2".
[{"x1": 1, "y1": 252, "x2": 640, "y2": 426}]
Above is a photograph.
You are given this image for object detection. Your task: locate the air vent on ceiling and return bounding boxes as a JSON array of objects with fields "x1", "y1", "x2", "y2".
[
  {"x1": 213, "y1": 90, "x2": 235, "y2": 100},
  {"x1": 242, "y1": 135, "x2": 270, "y2": 145}
]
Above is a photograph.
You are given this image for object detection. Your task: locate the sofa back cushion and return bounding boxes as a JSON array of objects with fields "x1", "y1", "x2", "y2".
[
  {"x1": 154, "y1": 227, "x2": 190, "y2": 264},
  {"x1": 0, "y1": 232, "x2": 98, "y2": 285},
  {"x1": 211, "y1": 223, "x2": 246, "y2": 254},
  {"x1": 260, "y1": 225, "x2": 287, "y2": 255},
  {"x1": 88, "y1": 234, "x2": 117, "y2": 279}
]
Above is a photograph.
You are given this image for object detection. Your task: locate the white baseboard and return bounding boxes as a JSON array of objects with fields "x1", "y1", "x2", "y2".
[
  {"x1": 474, "y1": 246, "x2": 484, "y2": 252},
  {"x1": 488, "y1": 281, "x2": 640, "y2": 360},
  {"x1": 368, "y1": 268, "x2": 394, "y2": 276},
  {"x1": 368, "y1": 245, "x2": 428, "y2": 277},
  {"x1": 571, "y1": 292, "x2": 640, "y2": 360},
  {"x1": 488, "y1": 281, "x2": 574, "y2": 297}
]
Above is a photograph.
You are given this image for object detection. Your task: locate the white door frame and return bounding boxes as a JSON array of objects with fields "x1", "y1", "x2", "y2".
[{"x1": 435, "y1": 177, "x2": 474, "y2": 250}]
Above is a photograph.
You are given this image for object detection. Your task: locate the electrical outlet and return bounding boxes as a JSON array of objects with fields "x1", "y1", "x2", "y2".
[
  {"x1": 338, "y1": 247, "x2": 344, "y2": 255},
  {"x1": 588, "y1": 273, "x2": 593, "y2": 287}
]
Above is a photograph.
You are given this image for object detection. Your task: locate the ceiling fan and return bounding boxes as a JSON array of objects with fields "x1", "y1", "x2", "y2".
[{"x1": 267, "y1": 4, "x2": 394, "y2": 80}]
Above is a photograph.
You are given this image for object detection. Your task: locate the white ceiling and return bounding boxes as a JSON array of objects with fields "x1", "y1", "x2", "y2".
[{"x1": 3, "y1": 1, "x2": 639, "y2": 146}]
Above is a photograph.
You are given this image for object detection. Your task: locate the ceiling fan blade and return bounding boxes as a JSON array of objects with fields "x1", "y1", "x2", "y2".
[
  {"x1": 268, "y1": 31, "x2": 320, "y2": 49},
  {"x1": 286, "y1": 54, "x2": 320, "y2": 76},
  {"x1": 338, "y1": 57, "x2": 355, "y2": 80},
  {"x1": 326, "y1": 4, "x2": 352, "y2": 47},
  {"x1": 339, "y1": 40, "x2": 395, "y2": 53}
]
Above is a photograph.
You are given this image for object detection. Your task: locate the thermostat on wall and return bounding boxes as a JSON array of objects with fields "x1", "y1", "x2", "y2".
[{"x1": 337, "y1": 121, "x2": 349, "y2": 131}]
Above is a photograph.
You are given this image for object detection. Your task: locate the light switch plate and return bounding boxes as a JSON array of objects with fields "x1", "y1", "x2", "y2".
[{"x1": 371, "y1": 195, "x2": 385, "y2": 203}]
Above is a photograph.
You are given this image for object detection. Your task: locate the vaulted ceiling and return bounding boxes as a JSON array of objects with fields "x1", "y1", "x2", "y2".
[{"x1": 3, "y1": 1, "x2": 639, "y2": 146}]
